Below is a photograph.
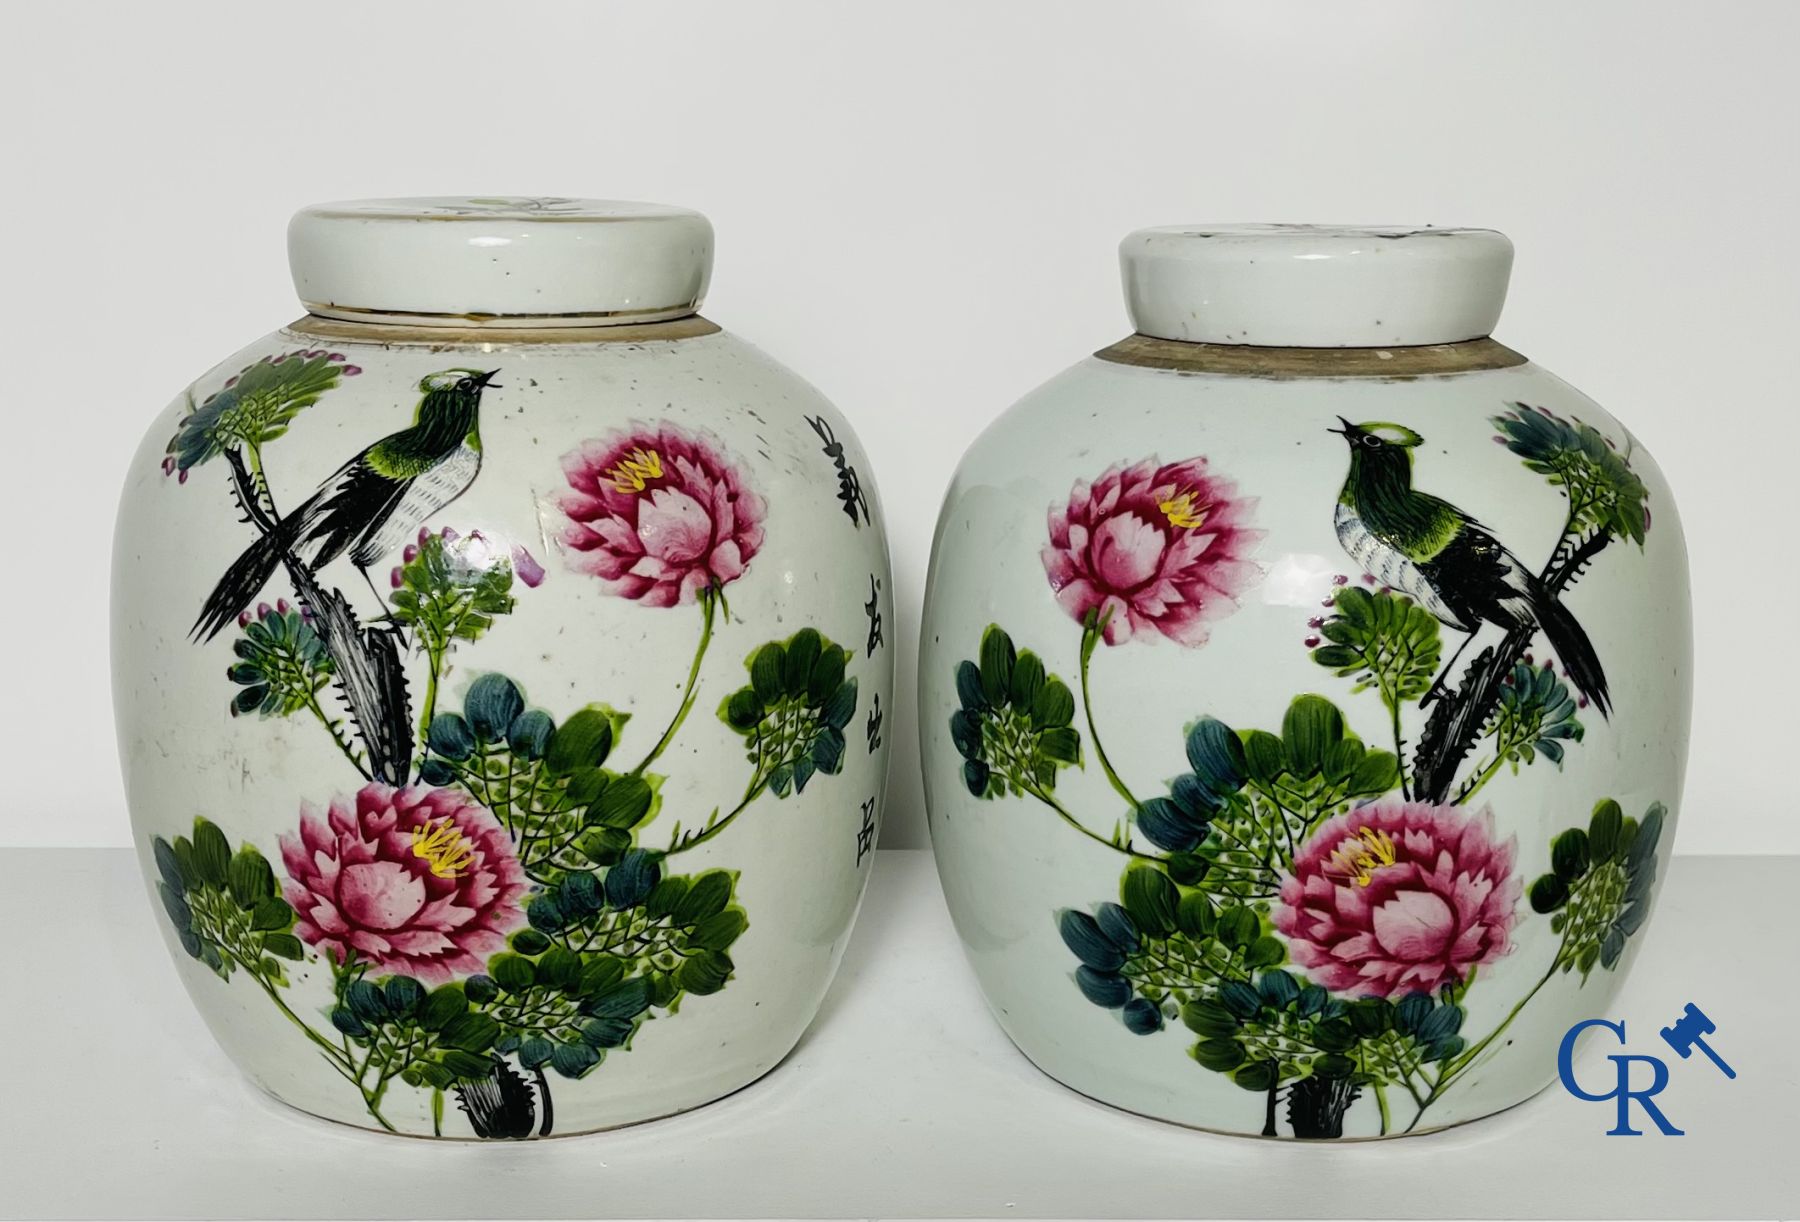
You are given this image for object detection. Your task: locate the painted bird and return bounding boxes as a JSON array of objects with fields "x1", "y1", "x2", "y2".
[
  {"x1": 1330, "y1": 417, "x2": 1610, "y2": 716},
  {"x1": 192, "y1": 368, "x2": 500, "y2": 641}
]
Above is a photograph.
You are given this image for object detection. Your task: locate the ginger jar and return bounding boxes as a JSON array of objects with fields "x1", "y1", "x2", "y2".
[
  {"x1": 920, "y1": 224, "x2": 1688, "y2": 1138},
  {"x1": 112, "y1": 197, "x2": 894, "y2": 1138}
]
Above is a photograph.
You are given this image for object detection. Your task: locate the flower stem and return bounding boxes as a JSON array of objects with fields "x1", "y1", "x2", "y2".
[
  {"x1": 632, "y1": 591, "x2": 717, "y2": 777},
  {"x1": 418, "y1": 641, "x2": 446, "y2": 752},
  {"x1": 1079, "y1": 620, "x2": 1139, "y2": 811},
  {"x1": 1024, "y1": 782, "x2": 1164, "y2": 863},
  {"x1": 1454, "y1": 755, "x2": 1507, "y2": 806},
  {"x1": 666, "y1": 771, "x2": 767, "y2": 855},
  {"x1": 1374, "y1": 1082, "x2": 1391, "y2": 1135},
  {"x1": 306, "y1": 694, "x2": 372, "y2": 781},
  {"x1": 1386, "y1": 693, "x2": 1411, "y2": 801},
  {"x1": 250, "y1": 971, "x2": 354, "y2": 1074},
  {"x1": 1403, "y1": 956, "x2": 1560, "y2": 1131}
]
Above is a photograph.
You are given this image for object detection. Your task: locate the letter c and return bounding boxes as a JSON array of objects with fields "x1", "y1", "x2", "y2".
[{"x1": 1558, "y1": 1017, "x2": 1627, "y2": 1101}]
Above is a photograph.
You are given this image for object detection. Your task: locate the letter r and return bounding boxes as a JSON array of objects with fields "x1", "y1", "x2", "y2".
[{"x1": 1607, "y1": 1054, "x2": 1684, "y2": 1136}]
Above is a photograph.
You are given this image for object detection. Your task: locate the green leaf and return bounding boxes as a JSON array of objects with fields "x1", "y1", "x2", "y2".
[
  {"x1": 689, "y1": 910, "x2": 748, "y2": 951},
  {"x1": 420, "y1": 986, "x2": 469, "y2": 1032},
  {"x1": 440, "y1": 1012, "x2": 501, "y2": 1053},
  {"x1": 191, "y1": 820, "x2": 231, "y2": 887},
  {"x1": 227, "y1": 848, "x2": 277, "y2": 907},
  {"x1": 1529, "y1": 873, "x2": 1569, "y2": 913},
  {"x1": 262, "y1": 933, "x2": 304, "y2": 961},
  {"x1": 437, "y1": 1051, "x2": 492, "y2": 1080},
  {"x1": 677, "y1": 950, "x2": 735, "y2": 996},
  {"x1": 1217, "y1": 906, "x2": 1259, "y2": 949},
  {"x1": 1038, "y1": 727, "x2": 1081, "y2": 765},
  {"x1": 807, "y1": 647, "x2": 848, "y2": 705},
  {"x1": 1232, "y1": 1060, "x2": 1277, "y2": 1092},
  {"x1": 783, "y1": 629, "x2": 823, "y2": 697},
  {"x1": 490, "y1": 954, "x2": 537, "y2": 993},
  {"x1": 1244, "y1": 936, "x2": 1285, "y2": 968},
  {"x1": 153, "y1": 838, "x2": 188, "y2": 892},
  {"x1": 589, "y1": 975, "x2": 656, "y2": 1018},
  {"x1": 1120, "y1": 866, "x2": 1179, "y2": 937},
  {"x1": 249, "y1": 898, "x2": 294, "y2": 931},
  {"x1": 1009, "y1": 652, "x2": 1046, "y2": 709},
  {"x1": 1552, "y1": 828, "x2": 1591, "y2": 882},
  {"x1": 1181, "y1": 999, "x2": 1239, "y2": 1039},
  {"x1": 1281, "y1": 696, "x2": 1343, "y2": 776},
  {"x1": 1589, "y1": 799, "x2": 1624, "y2": 862},
  {"x1": 978, "y1": 625, "x2": 1016, "y2": 706},
  {"x1": 675, "y1": 872, "x2": 733, "y2": 925},
  {"x1": 1193, "y1": 1038, "x2": 1246, "y2": 1072},
  {"x1": 465, "y1": 674, "x2": 525, "y2": 741},
  {"x1": 590, "y1": 774, "x2": 655, "y2": 829},
  {"x1": 750, "y1": 642, "x2": 787, "y2": 703},
  {"x1": 1030, "y1": 678, "x2": 1075, "y2": 729}
]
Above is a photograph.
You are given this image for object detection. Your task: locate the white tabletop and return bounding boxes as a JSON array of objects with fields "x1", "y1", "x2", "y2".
[{"x1": 1, "y1": 848, "x2": 1792, "y2": 1220}]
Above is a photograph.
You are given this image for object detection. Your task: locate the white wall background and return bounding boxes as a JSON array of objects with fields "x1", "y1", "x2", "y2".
[{"x1": 2, "y1": 0, "x2": 1794, "y2": 853}]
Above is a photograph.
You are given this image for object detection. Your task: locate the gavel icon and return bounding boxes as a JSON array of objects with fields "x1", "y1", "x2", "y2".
[{"x1": 1659, "y1": 1003, "x2": 1736, "y2": 1079}]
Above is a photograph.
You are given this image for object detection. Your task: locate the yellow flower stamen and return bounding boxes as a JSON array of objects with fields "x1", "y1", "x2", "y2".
[
  {"x1": 605, "y1": 447, "x2": 663, "y2": 494},
  {"x1": 1158, "y1": 490, "x2": 1208, "y2": 531},
  {"x1": 1324, "y1": 826, "x2": 1399, "y2": 887},
  {"x1": 411, "y1": 819, "x2": 476, "y2": 879}
]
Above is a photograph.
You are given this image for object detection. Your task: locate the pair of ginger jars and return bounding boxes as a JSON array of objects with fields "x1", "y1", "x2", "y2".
[{"x1": 113, "y1": 198, "x2": 1688, "y2": 1142}]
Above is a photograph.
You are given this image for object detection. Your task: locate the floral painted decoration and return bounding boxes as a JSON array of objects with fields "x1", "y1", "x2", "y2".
[
  {"x1": 952, "y1": 414, "x2": 1665, "y2": 1138},
  {"x1": 154, "y1": 360, "x2": 872, "y2": 1138},
  {"x1": 558, "y1": 422, "x2": 767, "y2": 607},
  {"x1": 1273, "y1": 802, "x2": 1518, "y2": 998},
  {"x1": 1042, "y1": 456, "x2": 1261, "y2": 648},
  {"x1": 280, "y1": 783, "x2": 528, "y2": 982}
]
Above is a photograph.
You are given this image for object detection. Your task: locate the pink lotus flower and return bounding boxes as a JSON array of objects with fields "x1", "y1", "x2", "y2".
[
  {"x1": 1275, "y1": 801, "x2": 1520, "y2": 998},
  {"x1": 557, "y1": 422, "x2": 766, "y2": 606},
  {"x1": 1042, "y1": 457, "x2": 1261, "y2": 647},
  {"x1": 280, "y1": 783, "x2": 526, "y2": 982}
]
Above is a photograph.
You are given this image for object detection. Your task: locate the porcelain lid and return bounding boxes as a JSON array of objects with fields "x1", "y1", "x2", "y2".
[
  {"x1": 288, "y1": 197, "x2": 714, "y2": 327},
  {"x1": 1118, "y1": 224, "x2": 1514, "y2": 347}
]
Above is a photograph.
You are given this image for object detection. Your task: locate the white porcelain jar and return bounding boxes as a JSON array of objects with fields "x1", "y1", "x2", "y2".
[
  {"x1": 921, "y1": 225, "x2": 1689, "y2": 1138},
  {"x1": 113, "y1": 197, "x2": 893, "y2": 1138}
]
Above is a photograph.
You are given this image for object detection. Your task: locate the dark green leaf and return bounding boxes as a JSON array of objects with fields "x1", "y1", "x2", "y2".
[
  {"x1": 548, "y1": 708, "x2": 616, "y2": 774},
  {"x1": 465, "y1": 673, "x2": 525, "y2": 741},
  {"x1": 978, "y1": 625, "x2": 1015, "y2": 706},
  {"x1": 191, "y1": 819, "x2": 231, "y2": 887},
  {"x1": 262, "y1": 932, "x2": 304, "y2": 961}
]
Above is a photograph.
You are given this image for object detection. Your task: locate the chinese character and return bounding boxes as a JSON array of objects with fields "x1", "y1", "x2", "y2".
[
  {"x1": 864, "y1": 574, "x2": 884, "y2": 655},
  {"x1": 806, "y1": 415, "x2": 870, "y2": 527},
  {"x1": 866, "y1": 692, "x2": 883, "y2": 753},
  {"x1": 856, "y1": 797, "x2": 878, "y2": 865}
]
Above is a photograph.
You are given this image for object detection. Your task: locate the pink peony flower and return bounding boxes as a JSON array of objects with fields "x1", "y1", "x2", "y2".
[
  {"x1": 1275, "y1": 801, "x2": 1520, "y2": 998},
  {"x1": 280, "y1": 783, "x2": 526, "y2": 982},
  {"x1": 557, "y1": 422, "x2": 766, "y2": 606},
  {"x1": 1042, "y1": 456, "x2": 1261, "y2": 647}
]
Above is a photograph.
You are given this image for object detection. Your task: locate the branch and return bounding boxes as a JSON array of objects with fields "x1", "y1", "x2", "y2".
[
  {"x1": 1412, "y1": 527, "x2": 1614, "y2": 803},
  {"x1": 222, "y1": 449, "x2": 413, "y2": 785}
]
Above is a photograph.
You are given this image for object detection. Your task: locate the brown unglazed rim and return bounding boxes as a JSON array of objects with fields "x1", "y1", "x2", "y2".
[
  {"x1": 1094, "y1": 334, "x2": 1527, "y2": 379},
  {"x1": 285, "y1": 313, "x2": 722, "y2": 346}
]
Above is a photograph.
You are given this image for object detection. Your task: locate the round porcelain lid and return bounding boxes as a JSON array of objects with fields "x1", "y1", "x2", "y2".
[
  {"x1": 288, "y1": 197, "x2": 714, "y2": 327},
  {"x1": 1118, "y1": 224, "x2": 1514, "y2": 348}
]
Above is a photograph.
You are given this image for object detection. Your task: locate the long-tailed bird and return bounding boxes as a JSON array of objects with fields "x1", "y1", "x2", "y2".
[
  {"x1": 193, "y1": 368, "x2": 500, "y2": 641},
  {"x1": 1330, "y1": 418, "x2": 1610, "y2": 716}
]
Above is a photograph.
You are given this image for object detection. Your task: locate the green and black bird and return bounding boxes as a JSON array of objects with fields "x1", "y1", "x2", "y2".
[
  {"x1": 1331, "y1": 418, "x2": 1610, "y2": 716},
  {"x1": 193, "y1": 368, "x2": 500, "y2": 641}
]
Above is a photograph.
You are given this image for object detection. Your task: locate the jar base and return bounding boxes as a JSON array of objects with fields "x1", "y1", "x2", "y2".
[
  {"x1": 240, "y1": 1045, "x2": 797, "y2": 1141},
  {"x1": 1006, "y1": 1037, "x2": 1557, "y2": 1142}
]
